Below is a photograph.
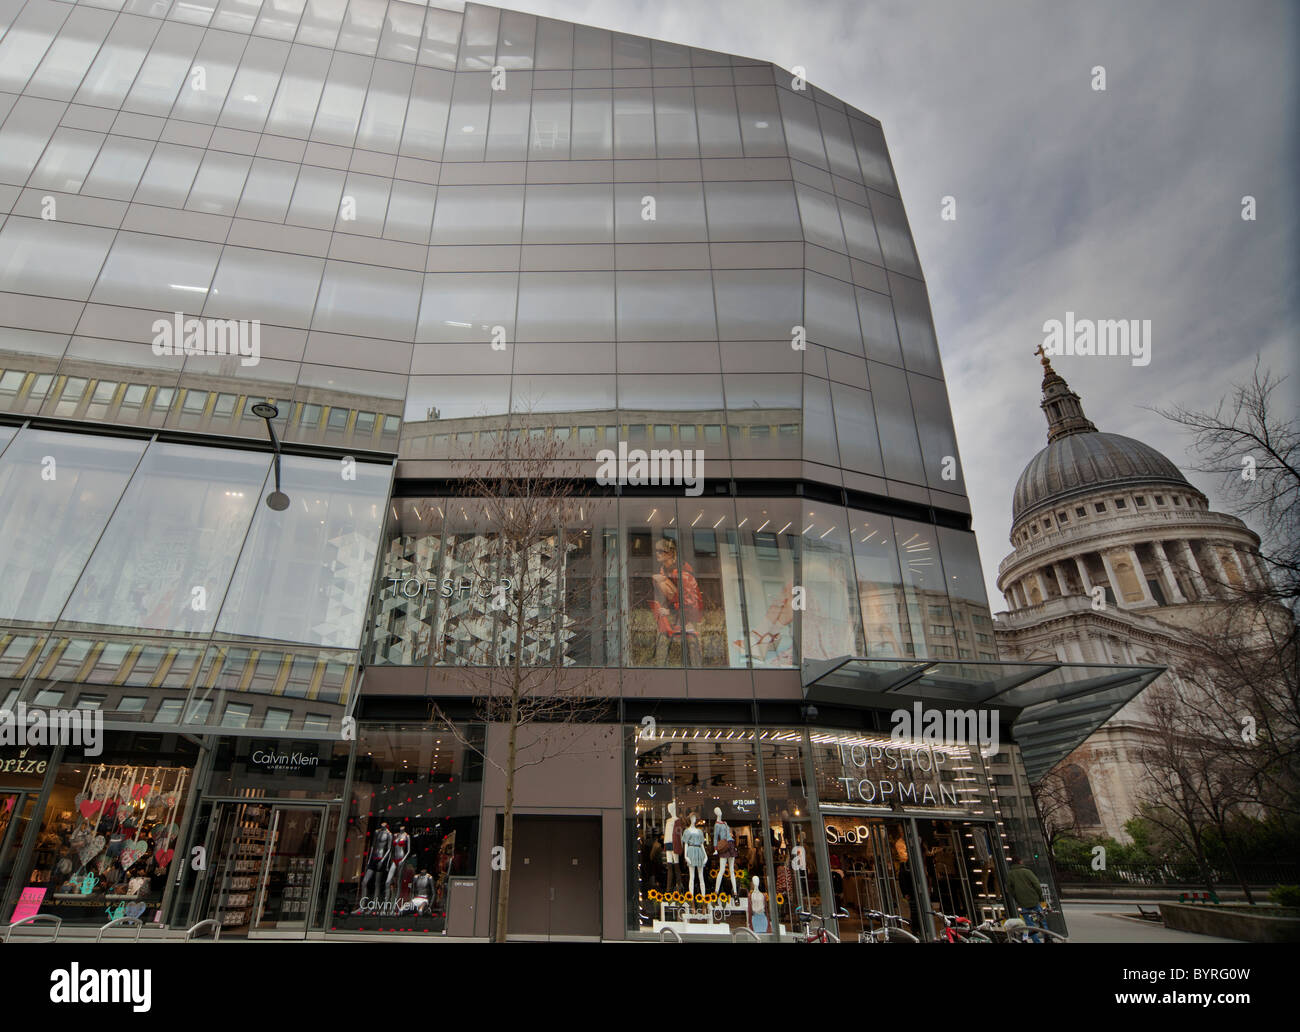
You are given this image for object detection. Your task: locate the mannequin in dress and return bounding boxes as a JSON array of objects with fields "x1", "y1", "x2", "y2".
[
  {"x1": 748, "y1": 876, "x2": 768, "y2": 934},
  {"x1": 681, "y1": 812, "x2": 708, "y2": 901},
  {"x1": 663, "y1": 802, "x2": 682, "y2": 894},
  {"x1": 358, "y1": 821, "x2": 392, "y2": 906},
  {"x1": 386, "y1": 825, "x2": 411, "y2": 901},
  {"x1": 712, "y1": 806, "x2": 737, "y2": 896}
]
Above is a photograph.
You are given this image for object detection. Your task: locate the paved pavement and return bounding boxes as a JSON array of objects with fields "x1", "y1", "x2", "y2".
[{"x1": 1062, "y1": 901, "x2": 1243, "y2": 943}]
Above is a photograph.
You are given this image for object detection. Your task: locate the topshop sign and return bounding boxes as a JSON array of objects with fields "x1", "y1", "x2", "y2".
[{"x1": 822, "y1": 739, "x2": 977, "y2": 811}]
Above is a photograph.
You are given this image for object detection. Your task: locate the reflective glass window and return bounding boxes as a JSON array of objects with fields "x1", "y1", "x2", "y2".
[
  {"x1": 533, "y1": 17, "x2": 572, "y2": 70},
  {"x1": 0, "y1": 218, "x2": 115, "y2": 301},
  {"x1": 888, "y1": 273, "x2": 943, "y2": 377},
  {"x1": 60, "y1": 442, "x2": 269, "y2": 635},
  {"x1": 336, "y1": 171, "x2": 391, "y2": 236},
  {"x1": 0, "y1": 0, "x2": 71, "y2": 93},
  {"x1": 254, "y1": 0, "x2": 307, "y2": 41},
  {"x1": 81, "y1": 133, "x2": 153, "y2": 200},
  {"x1": 26, "y1": 6, "x2": 117, "y2": 101},
  {"x1": 724, "y1": 373, "x2": 800, "y2": 461},
  {"x1": 213, "y1": 0, "x2": 265, "y2": 35},
  {"x1": 136, "y1": 143, "x2": 204, "y2": 207},
  {"x1": 296, "y1": 0, "x2": 346, "y2": 49},
  {"x1": 848, "y1": 510, "x2": 910, "y2": 658},
  {"x1": 170, "y1": 28, "x2": 247, "y2": 123},
  {"x1": 653, "y1": 86, "x2": 698, "y2": 158},
  {"x1": 831, "y1": 382, "x2": 884, "y2": 477},
  {"x1": 337, "y1": 0, "x2": 386, "y2": 56},
  {"x1": 802, "y1": 375, "x2": 838, "y2": 466},
  {"x1": 123, "y1": 21, "x2": 205, "y2": 115},
  {"x1": 573, "y1": 24, "x2": 610, "y2": 68},
  {"x1": 29, "y1": 127, "x2": 103, "y2": 193},
  {"x1": 908, "y1": 373, "x2": 963, "y2": 492},
  {"x1": 523, "y1": 183, "x2": 613, "y2": 244},
  {"x1": 795, "y1": 184, "x2": 848, "y2": 253},
  {"x1": 431, "y1": 184, "x2": 524, "y2": 244},
  {"x1": 357, "y1": 58, "x2": 413, "y2": 151},
  {"x1": 313, "y1": 261, "x2": 421, "y2": 340},
  {"x1": 866, "y1": 361, "x2": 925, "y2": 485},
  {"x1": 614, "y1": 181, "x2": 705, "y2": 243},
  {"x1": 216, "y1": 456, "x2": 389, "y2": 647},
  {"x1": 185, "y1": 150, "x2": 253, "y2": 215},
  {"x1": 850, "y1": 119, "x2": 898, "y2": 194},
  {"x1": 311, "y1": 50, "x2": 373, "y2": 146},
  {"x1": 557, "y1": 498, "x2": 619, "y2": 666},
  {"x1": 671, "y1": 498, "x2": 744, "y2": 667},
  {"x1": 760, "y1": 732, "x2": 824, "y2": 935},
  {"x1": 457, "y1": 1, "x2": 497, "y2": 70},
  {"x1": 937, "y1": 527, "x2": 994, "y2": 653},
  {"x1": 517, "y1": 271, "x2": 614, "y2": 342},
  {"x1": 613, "y1": 87, "x2": 655, "y2": 159},
  {"x1": 571, "y1": 87, "x2": 613, "y2": 158},
  {"x1": 419, "y1": 5, "x2": 461, "y2": 70},
  {"x1": 417, "y1": 272, "x2": 518, "y2": 345},
  {"x1": 617, "y1": 271, "x2": 716, "y2": 341},
  {"x1": 265, "y1": 43, "x2": 331, "y2": 138},
  {"x1": 713, "y1": 269, "x2": 801, "y2": 341},
  {"x1": 286, "y1": 164, "x2": 346, "y2": 229},
  {"x1": 529, "y1": 89, "x2": 570, "y2": 158},
  {"x1": 734, "y1": 498, "x2": 799, "y2": 667},
  {"x1": 218, "y1": 35, "x2": 288, "y2": 131},
  {"x1": 817, "y1": 105, "x2": 862, "y2": 183},
  {"x1": 867, "y1": 191, "x2": 921, "y2": 278},
  {"x1": 777, "y1": 88, "x2": 827, "y2": 169},
  {"x1": 695, "y1": 85, "x2": 742, "y2": 157},
  {"x1": 857, "y1": 288, "x2": 902, "y2": 367},
  {"x1": 384, "y1": 179, "x2": 436, "y2": 243},
  {"x1": 91, "y1": 232, "x2": 222, "y2": 311},
  {"x1": 0, "y1": 96, "x2": 65, "y2": 184},
  {"x1": 485, "y1": 69, "x2": 532, "y2": 161},
  {"x1": 799, "y1": 502, "x2": 864, "y2": 659},
  {"x1": 838, "y1": 198, "x2": 884, "y2": 266},
  {"x1": 377, "y1": 0, "x2": 423, "y2": 62},
  {"x1": 892, "y1": 516, "x2": 951, "y2": 656},
  {"x1": 0, "y1": 429, "x2": 144, "y2": 624},
  {"x1": 442, "y1": 70, "x2": 490, "y2": 160},
  {"x1": 400, "y1": 64, "x2": 452, "y2": 158},
  {"x1": 235, "y1": 157, "x2": 298, "y2": 221},
  {"x1": 205, "y1": 246, "x2": 323, "y2": 327},
  {"x1": 704, "y1": 181, "x2": 801, "y2": 241},
  {"x1": 804, "y1": 271, "x2": 863, "y2": 356},
  {"x1": 735, "y1": 85, "x2": 786, "y2": 157}
]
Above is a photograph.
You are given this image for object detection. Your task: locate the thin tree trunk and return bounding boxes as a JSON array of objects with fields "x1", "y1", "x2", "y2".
[{"x1": 495, "y1": 708, "x2": 518, "y2": 942}]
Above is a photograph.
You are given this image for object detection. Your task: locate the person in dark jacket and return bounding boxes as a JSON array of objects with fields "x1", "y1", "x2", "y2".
[{"x1": 1006, "y1": 856, "x2": 1046, "y2": 941}]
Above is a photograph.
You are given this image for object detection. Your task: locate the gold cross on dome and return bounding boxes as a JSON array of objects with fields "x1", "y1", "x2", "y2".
[{"x1": 1034, "y1": 344, "x2": 1054, "y2": 372}]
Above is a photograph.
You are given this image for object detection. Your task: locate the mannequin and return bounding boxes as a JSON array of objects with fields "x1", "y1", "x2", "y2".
[
  {"x1": 358, "y1": 821, "x2": 392, "y2": 907},
  {"x1": 411, "y1": 869, "x2": 435, "y2": 915},
  {"x1": 386, "y1": 825, "x2": 411, "y2": 901},
  {"x1": 712, "y1": 806, "x2": 737, "y2": 896},
  {"x1": 663, "y1": 802, "x2": 682, "y2": 894},
  {"x1": 748, "y1": 876, "x2": 768, "y2": 934},
  {"x1": 681, "y1": 812, "x2": 707, "y2": 901}
]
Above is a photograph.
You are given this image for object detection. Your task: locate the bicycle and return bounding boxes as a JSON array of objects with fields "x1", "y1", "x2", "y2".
[
  {"x1": 795, "y1": 907, "x2": 847, "y2": 942},
  {"x1": 933, "y1": 911, "x2": 992, "y2": 943},
  {"x1": 858, "y1": 909, "x2": 919, "y2": 942}
]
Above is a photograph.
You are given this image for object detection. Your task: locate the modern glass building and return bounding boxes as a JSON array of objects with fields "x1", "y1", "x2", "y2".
[{"x1": 0, "y1": 0, "x2": 1160, "y2": 940}]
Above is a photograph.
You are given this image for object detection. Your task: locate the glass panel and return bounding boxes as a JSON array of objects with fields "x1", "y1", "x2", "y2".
[
  {"x1": 517, "y1": 271, "x2": 613, "y2": 342},
  {"x1": 704, "y1": 181, "x2": 801, "y2": 241},
  {"x1": 867, "y1": 362, "x2": 925, "y2": 485},
  {"x1": 760, "y1": 730, "x2": 822, "y2": 935},
  {"x1": 336, "y1": 0, "x2": 385, "y2": 56},
  {"x1": 91, "y1": 232, "x2": 222, "y2": 312},
  {"x1": 848, "y1": 510, "x2": 909, "y2": 658},
  {"x1": 889, "y1": 273, "x2": 942, "y2": 377},
  {"x1": 839, "y1": 199, "x2": 883, "y2": 267},
  {"x1": 908, "y1": 373, "x2": 962, "y2": 492},
  {"x1": 296, "y1": 0, "x2": 346, "y2": 49},
  {"x1": 795, "y1": 184, "x2": 847, "y2": 253},
  {"x1": 735, "y1": 85, "x2": 786, "y2": 157},
  {"x1": 135, "y1": 143, "x2": 204, "y2": 207},
  {"x1": 0, "y1": 0, "x2": 72, "y2": 94},
  {"x1": 653, "y1": 86, "x2": 698, "y2": 158},
  {"x1": 0, "y1": 218, "x2": 116, "y2": 302},
  {"x1": 81, "y1": 134, "x2": 154, "y2": 200},
  {"x1": 335, "y1": 171, "x2": 390, "y2": 236},
  {"x1": 218, "y1": 35, "x2": 289, "y2": 131},
  {"x1": 723, "y1": 373, "x2": 799, "y2": 461},
  {"x1": 417, "y1": 271, "x2": 518, "y2": 346},
  {"x1": 850, "y1": 118, "x2": 898, "y2": 194},
  {"x1": 312, "y1": 261, "x2": 421, "y2": 340},
  {"x1": 733, "y1": 498, "x2": 797, "y2": 667},
  {"x1": 799, "y1": 502, "x2": 864, "y2": 660},
  {"x1": 213, "y1": 0, "x2": 265, "y2": 34},
  {"x1": 58, "y1": 442, "x2": 268, "y2": 635},
  {"x1": 868, "y1": 191, "x2": 921, "y2": 278},
  {"x1": 529, "y1": 88, "x2": 569, "y2": 158},
  {"x1": 523, "y1": 183, "x2": 613, "y2": 244},
  {"x1": 777, "y1": 88, "x2": 827, "y2": 168},
  {"x1": 0, "y1": 97, "x2": 66, "y2": 185},
  {"x1": 613, "y1": 181, "x2": 705, "y2": 243},
  {"x1": 377, "y1": 0, "x2": 422, "y2": 62},
  {"x1": 383, "y1": 179, "x2": 436, "y2": 243},
  {"x1": 235, "y1": 157, "x2": 299, "y2": 221},
  {"x1": 27, "y1": 7, "x2": 117, "y2": 101},
  {"x1": 804, "y1": 271, "x2": 863, "y2": 356},
  {"x1": 123, "y1": 21, "x2": 205, "y2": 116},
  {"x1": 936, "y1": 528, "x2": 994, "y2": 659},
  {"x1": 802, "y1": 374, "x2": 838, "y2": 466},
  {"x1": 205, "y1": 246, "x2": 324, "y2": 327},
  {"x1": 30, "y1": 128, "x2": 104, "y2": 194},
  {"x1": 622, "y1": 498, "x2": 695, "y2": 668},
  {"x1": 254, "y1": 0, "x2": 307, "y2": 41},
  {"x1": 441, "y1": 70, "x2": 489, "y2": 161},
  {"x1": 484, "y1": 68, "x2": 531, "y2": 161},
  {"x1": 215, "y1": 456, "x2": 390, "y2": 648},
  {"x1": 265, "y1": 43, "x2": 331, "y2": 138},
  {"x1": 400, "y1": 65, "x2": 452, "y2": 158},
  {"x1": 557, "y1": 497, "x2": 619, "y2": 667},
  {"x1": 571, "y1": 87, "x2": 611, "y2": 159},
  {"x1": 671, "y1": 498, "x2": 744, "y2": 667},
  {"x1": 185, "y1": 150, "x2": 253, "y2": 215},
  {"x1": 893, "y1": 516, "x2": 948, "y2": 658},
  {"x1": 613, "y1": 87, "x2": 655, "y2": 159},
  {"x1": 857, "y1": 288, "x2": 902, "y2": 367},
  {"x1": 368, "y1": 497, "x2": 444, "y2": 665},
  {"x1": 430, "y1": 184, "x2": 523, "y2": 244},
  {"x1": 832, "y1": 382, "x2": 884, "y2": 476},
  {"x1": 170, "y1": 28, "x2": 246, "y2": 123},
  {"x1": 310, "y1": 50, "x2": 372, "y2": 146},
  {"x1": 617, "y1": 271, "x2": 716, "y2": 341},
  {"x1": 418, "y1": 4, "x2": 461, "y2": 70},
  {"x1": 356, "y1": 58, "x2": 412, "y2": 151},
  {"x1": 0, "y1": 429, "x2": 144, "y2": 625},
  {"x1": 695, "y1": 85, "x2": 742, "y2": 158},
  {"x1": 286, "y1": 164, "x2": 346, "y2": 230}
]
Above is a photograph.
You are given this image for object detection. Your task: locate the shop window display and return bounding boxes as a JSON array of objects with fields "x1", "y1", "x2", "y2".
[
  {"x1": 631, "y1": 726, "x2": 783, "y2": 937},
  {"x1": 11, "y1": 747, "x2": 195, "y2": 925},
  {"x1": 758, "y1": 730, "x2": 823, "y2": 935},
  {"x1": 332, "y1": 725, "x2": 483, "y2": 934}
]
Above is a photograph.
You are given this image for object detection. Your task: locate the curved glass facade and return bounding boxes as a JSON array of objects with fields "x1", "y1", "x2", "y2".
[{"x1": 0, "y1": 2, "x2": 1051, "y2": 942}]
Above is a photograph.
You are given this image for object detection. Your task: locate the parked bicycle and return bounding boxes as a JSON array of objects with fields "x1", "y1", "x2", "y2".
[
  {"x1": 858, "y1": 909, "x2": 919, "y2": 943},
  {"x1": 795, "y1": 907, "x2": 848, "y2": 942}
]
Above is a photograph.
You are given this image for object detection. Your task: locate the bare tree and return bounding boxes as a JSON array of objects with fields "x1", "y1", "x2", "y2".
[{"x1": 426, "y1": 414, "x2": 617, "y2": 941}]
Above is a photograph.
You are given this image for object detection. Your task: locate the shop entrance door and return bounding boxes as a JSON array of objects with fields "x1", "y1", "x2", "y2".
[
  {"x1": 198, "y1": 800, "x2": 326, "y2": 939},
  {"x1": 823, "y1": 815, "x2": 922, "y2": 941},
  {"x1": 501, "y1": 816, "x2": 602, "y2": 941}
]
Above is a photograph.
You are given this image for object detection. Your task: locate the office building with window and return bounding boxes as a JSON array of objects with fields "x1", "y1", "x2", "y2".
[{"x1": 0, "y1": 0, "x2": 1159, "y2": 940}]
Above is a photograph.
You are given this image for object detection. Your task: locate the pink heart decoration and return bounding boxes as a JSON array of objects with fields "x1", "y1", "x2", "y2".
[
  {"x1": 132, "y1": 784, "x2": 151, "y2": 802},
  {"x1": 79, "y1": 800, "x2": 103, "y2": 820},
  {"x1": 154, "y1": 849, "x2": 174, "y2": 871},
  {"x1": 119, "y1": 841, "x2": 147, "y2": 871}
]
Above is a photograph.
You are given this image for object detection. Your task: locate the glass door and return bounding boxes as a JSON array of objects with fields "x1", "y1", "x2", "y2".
[
  {"x1": 1, "y1": 792, "x2": 35, "y2": 917},
  {"x1": 249, "y1": 805, "x2": 323, "y2": 937},
  {"x1": 823, "y1": 815, "x2": 916, "y2": 941}
]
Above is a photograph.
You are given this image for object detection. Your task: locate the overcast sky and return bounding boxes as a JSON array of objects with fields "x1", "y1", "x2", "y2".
[{"x1": 500, "y1": 0, "x2": 1299, "y2": 608}]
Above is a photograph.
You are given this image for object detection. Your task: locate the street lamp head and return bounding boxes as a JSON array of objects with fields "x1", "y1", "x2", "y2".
[
  {"x1": 266, "y1": 490, "x2": 290, "y2": 511},
  {"x1": 251, "y1": 402, "x2": 279, "y2": 420}
]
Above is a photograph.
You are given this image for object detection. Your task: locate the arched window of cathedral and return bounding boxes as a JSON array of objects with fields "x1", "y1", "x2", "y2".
[{"x1": 1062, "y1": 763, "x2": 1101, "y2": 826}]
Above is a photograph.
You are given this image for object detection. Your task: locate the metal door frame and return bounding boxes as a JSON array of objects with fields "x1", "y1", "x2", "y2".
[
  {"x1": 248, "y1": 803, "x2": 328, "y2": 939},
  {"x1": 193, "y1": 797, "x2": 330, "y2": 940}
]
